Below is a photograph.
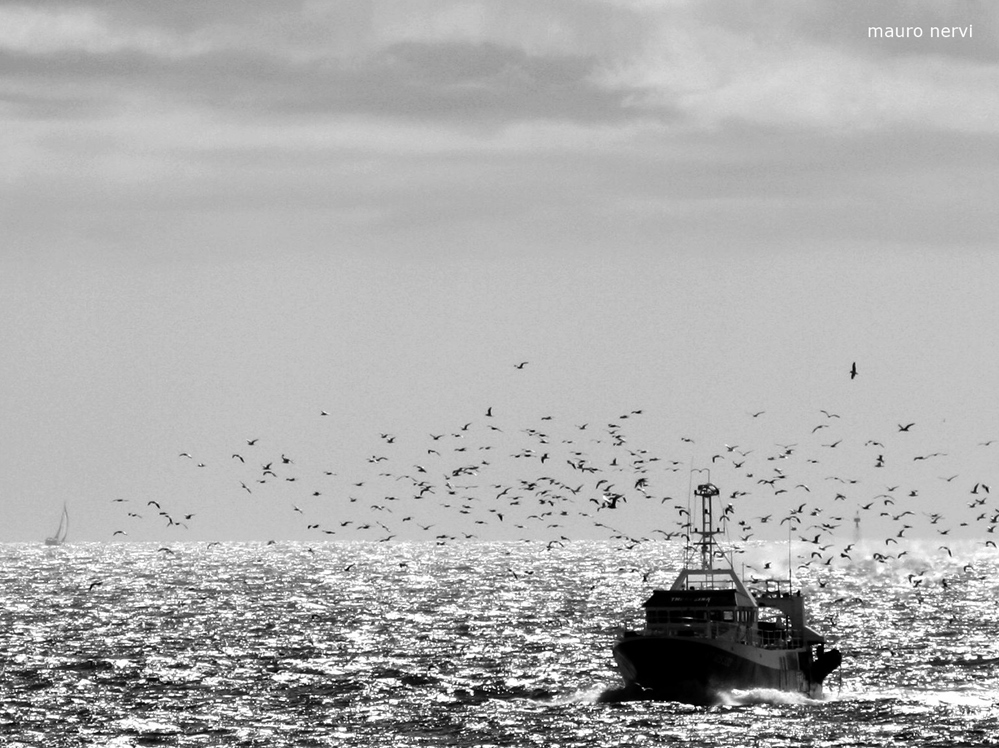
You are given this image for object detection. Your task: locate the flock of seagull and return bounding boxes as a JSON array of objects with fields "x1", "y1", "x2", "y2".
[{"x1": 108, "y1": 360, "x2": 999, "y2": 576}]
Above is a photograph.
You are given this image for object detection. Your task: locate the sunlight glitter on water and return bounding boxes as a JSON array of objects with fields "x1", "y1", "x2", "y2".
[{"x1": 2, "y1": 540, "x2": 999, "y2": 746}]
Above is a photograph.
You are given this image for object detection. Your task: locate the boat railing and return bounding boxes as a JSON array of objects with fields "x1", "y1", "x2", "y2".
[
  {"x1": 752, "y1": 578, "x2": 794, "y2": 600},
  {"x1": 751, "y1": 628, "x2": 787, "y2": 648}
]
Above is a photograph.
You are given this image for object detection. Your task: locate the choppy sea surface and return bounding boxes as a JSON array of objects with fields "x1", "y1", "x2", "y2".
[{"x1": 2, "y1": 540, "x2": 999, "y2": 747}]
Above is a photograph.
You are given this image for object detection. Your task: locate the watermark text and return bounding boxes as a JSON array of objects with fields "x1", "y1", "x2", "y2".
[{"x1": 868, "y1": 25, "x2": 972, "y2": 39}]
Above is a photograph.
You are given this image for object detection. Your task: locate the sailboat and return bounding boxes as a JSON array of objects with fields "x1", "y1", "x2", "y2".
[{"x1": 44, "y1": 503, "x2": 69, "y2": 546}]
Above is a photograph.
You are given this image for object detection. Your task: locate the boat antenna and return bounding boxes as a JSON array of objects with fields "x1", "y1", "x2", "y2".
[{"x1": 788, "y1": 514, "x2": 793, "y2": 592}]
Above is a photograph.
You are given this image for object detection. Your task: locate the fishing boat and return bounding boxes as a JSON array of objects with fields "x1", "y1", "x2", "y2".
[
  {"x1": 44, "y1": 503, "x2": 69, "y2": 546},
  {"x1": 610, "y1": 482, "x2": 842, "y2": 704}
]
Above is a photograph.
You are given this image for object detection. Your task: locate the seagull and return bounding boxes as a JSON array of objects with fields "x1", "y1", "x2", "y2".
[
  {"x1": 514, "y1": 361, "x2": 529, "y2": 369},
  {"x1": 850, "y1": 362, "x2": 858, "y2": 379}
]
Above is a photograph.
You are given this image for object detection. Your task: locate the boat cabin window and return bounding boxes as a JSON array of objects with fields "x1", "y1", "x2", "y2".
[{"x1": 644, "y1": 607, "x2": 747, "y2": 626}]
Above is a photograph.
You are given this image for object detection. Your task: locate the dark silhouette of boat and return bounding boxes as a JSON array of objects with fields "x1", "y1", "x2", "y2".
[
  {"x1": 610, "y1": 482, "x2": 841, "y2": 704},
  {"x1": 44, "y1": 503, "x2": 69, "y2": 546}
]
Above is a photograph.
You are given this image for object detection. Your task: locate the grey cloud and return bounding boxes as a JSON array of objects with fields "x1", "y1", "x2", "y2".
[{"x1": 1, "y1": 40, "x2": 647, "y2": 125}]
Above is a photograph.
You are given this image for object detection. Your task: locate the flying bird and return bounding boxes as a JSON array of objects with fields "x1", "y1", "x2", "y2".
[{"x1": 849, "y1": 362, "x2": 858, "y2": 380}]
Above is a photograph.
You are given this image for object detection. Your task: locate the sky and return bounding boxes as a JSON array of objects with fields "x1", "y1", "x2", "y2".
[{"x1": 2, "y1": 1, "x2": 999, "y2": 556}]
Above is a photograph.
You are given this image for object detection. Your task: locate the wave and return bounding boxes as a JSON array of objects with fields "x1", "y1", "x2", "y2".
[
  {"x1": 551, "y1": 684, "x2": 613, "y2": 704},
  {"x1": 717, "y1": 687, "x2": 826, "y2": 707}
]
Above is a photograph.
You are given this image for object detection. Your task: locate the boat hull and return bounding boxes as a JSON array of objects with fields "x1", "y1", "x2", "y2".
[{"x1": 612, "y1": 633, "x2": 834, "y2": 705}]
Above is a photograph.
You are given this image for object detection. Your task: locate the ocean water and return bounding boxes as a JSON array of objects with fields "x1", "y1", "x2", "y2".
[{"x1": 2, "y1": 540, "x2": 998, "y2": 747}]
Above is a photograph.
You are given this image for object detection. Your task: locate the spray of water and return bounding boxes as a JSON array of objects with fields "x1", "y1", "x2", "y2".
[{"x1": 717, "y1": 688, "x2": 825, "y2": 707}]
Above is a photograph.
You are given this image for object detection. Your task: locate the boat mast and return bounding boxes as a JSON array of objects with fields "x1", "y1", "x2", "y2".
[{"x1": 693, "y1": 482, "x2": 721, "y2": 570}]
